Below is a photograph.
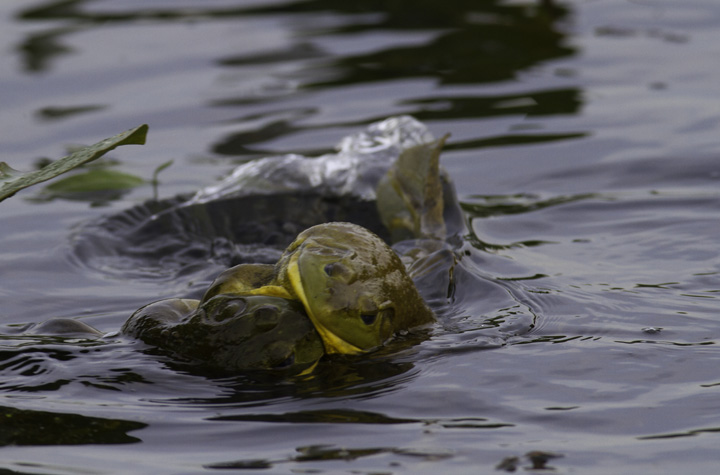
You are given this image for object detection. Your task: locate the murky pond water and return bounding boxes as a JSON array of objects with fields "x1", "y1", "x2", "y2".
[{"x1": 2, "y1": 0, "x2": 720, "y2": 473}]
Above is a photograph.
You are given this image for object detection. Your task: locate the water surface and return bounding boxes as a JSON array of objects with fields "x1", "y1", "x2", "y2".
[{"x1": 2, "y1": 0, "x2": 720, "y2": 473}]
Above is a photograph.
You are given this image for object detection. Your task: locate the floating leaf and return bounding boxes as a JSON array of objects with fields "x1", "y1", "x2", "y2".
[
  {"x1": 0, "y1": 124, "x2": 148, "y2": 203},
  {"x1": 44, "y1": 169, "x2": 145, "y2": 193},
  {"x1": 36, "y1": 105, "x2": 105, "y2": 121},
  {"x1": 33, "y1": 169, "x2": 146, "y2": 206}
]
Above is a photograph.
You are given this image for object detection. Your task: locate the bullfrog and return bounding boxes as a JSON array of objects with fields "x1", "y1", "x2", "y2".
[
  {"x1": 203, "y1": 223, "x2": 435, "y2": 355},
  {"x1": 275, "y1": 222, "x2": 436, "y2": 354},
  {"x1": 200, "y1": 137, "x2": 457, "y2": 355},
  {"x1": 121, "y1": 294, "x2": 324, "y2": 373}
]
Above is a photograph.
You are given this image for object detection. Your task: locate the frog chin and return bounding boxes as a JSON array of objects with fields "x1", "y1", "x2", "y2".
[
  {"x1": 312, "y1": 322, "x2": 364, "y2": 355},
  {"x1": 286, "y1": 254, "x2": 364, "y2": 355}
]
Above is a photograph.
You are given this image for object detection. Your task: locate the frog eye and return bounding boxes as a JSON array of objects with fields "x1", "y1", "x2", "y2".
[
  {"x1": 360, "y1": 313, "x2": 377, "y2": 325},
  {"x1": 207, "y1": 298, "x2": 247, "y2": 322},
  {"x1": 275, "y1": 353, "x2": 295, "y2": 369},
  {"x1": 322, "y1": 262, "x2": 357, "y2": 284}
]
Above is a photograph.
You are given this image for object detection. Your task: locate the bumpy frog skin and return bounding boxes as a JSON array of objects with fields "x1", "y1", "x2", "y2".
[
  {"x1": 274, "y1": 222, "x2": 435, "y2": 354},
  {"x1": 121, "y1": 294, "x2": 323, "y2": 373}
]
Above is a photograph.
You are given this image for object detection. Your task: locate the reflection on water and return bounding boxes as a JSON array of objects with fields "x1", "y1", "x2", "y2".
[
  {"x1": 0, "y1": 316, "x2": 425, "y2": 404},
  {"x1": 18, "y1": 0, "x2": 574, "y2": 83},
  {"x1": 14, "y1": 0, "x2": 581, "y2": 161},
  {"x1": 3, "y1": 0, "x2": 720, "y2": 472},
  {"x1": 0, "y1": 405, "x2": 145, "y2": 446},
  {"x1": 206, "y1": 443, "x2": 455, "y2": 471},
  {"x1": 261, "y1": 0, "x2": 574, "y2": 86}
]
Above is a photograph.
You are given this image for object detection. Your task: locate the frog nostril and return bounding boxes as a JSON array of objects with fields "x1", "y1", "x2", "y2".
[{"x1": 322, "y1": 262, "x2": 357, "y2": 284}]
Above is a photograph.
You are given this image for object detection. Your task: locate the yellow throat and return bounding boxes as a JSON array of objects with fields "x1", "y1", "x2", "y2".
[{"x1": 286, "y1": 254, "x2": 363, "y2": 355}]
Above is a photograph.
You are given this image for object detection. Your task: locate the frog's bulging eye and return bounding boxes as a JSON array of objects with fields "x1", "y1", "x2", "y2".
[
  {"x1": 253, "y1": 305, "x2": 280, "y2": 331},
  {"x1": 275, "y1": 353, "x2": 295, "y2": 369},
  {"x1": 360, "y1": 313, "x2": 377, "y2": 325},
  {"x1": 207, "y1": 298, "x2": 247, "y2": 322},
  {"x1": 323, "y1": 262, "x2": 357, "y2": 284}
]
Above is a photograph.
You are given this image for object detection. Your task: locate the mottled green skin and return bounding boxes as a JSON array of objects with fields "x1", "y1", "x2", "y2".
[
  {"x1": 274, "y1": 222, "x2": 435, "y2": 354},
  {"x1": 121, "y1": 294, "x2": 323, "y2": 373}
]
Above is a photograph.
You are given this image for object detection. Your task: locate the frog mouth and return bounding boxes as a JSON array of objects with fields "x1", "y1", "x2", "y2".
[{"x1": 286, "y1": 254, "x2": 363, "y2": 355}]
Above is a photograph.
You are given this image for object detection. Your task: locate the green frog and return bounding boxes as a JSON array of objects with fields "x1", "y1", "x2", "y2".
[
  {"x1": 204, "y1": 222, "x2": 435, "y2": 355},
  {"x1": 201, "y1": 137, "x2": 457, "y2": 355},
  {"x1": 11, "y1": 294, "x2": 324, "y2": 374},
  {"x1": 121, "y1": 294, "x2": 324, "y2": 374}
]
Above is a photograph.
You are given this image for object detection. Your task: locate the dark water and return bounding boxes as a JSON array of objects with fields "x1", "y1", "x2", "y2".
[{"x1": 2, "y1": 0, "x2": 720, "y2": 473}]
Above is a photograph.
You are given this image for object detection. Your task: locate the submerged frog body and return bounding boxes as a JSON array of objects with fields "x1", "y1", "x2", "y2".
[
  {"x1": 121, "y1": 294, "x2": 324, "y2": 373},
  {"x1": 12, "y1": 295, "x2": 323, "y2": 374}
]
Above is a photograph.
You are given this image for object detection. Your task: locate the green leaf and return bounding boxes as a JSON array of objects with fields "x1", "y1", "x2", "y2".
[
  {"x1": 44, "y1": 169, "x2": 145, "y2": 193},
  {"x1": 36, "y1": 168, "x2": 146, "y2": 205},
  {"x1": 0, "y1": 124, "x2": 148, "y2": 203}
]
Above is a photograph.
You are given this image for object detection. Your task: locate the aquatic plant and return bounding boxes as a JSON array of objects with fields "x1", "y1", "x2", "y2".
[{"x1": 0, "y1": 124, "x2": 148, "y2": 203}]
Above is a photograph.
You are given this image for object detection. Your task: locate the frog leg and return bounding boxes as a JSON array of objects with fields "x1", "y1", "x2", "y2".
[
  {"x1": 376, "y1": 135, "x2": 449, "y2": 242},
  {"x1": 201, "y1": 263, "x2": 278, "y2": 301}
]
